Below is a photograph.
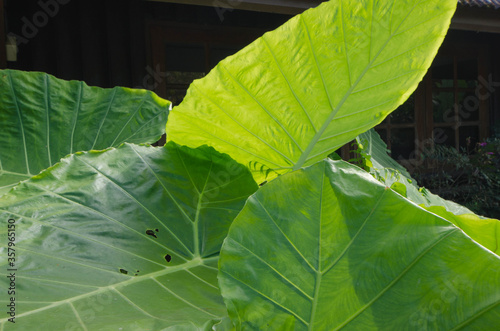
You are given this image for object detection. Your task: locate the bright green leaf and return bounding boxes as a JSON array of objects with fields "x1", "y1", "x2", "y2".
[
  {"x1": 0, "y1": 142, "x2": 258, "y2": 330},
  {"x1": 0, "y1": 70, "x2": 171, "y2": 195},
  {"x1": 357, "y1": 129, "x2": 500, "y2": 255},
  {"x1": 167, "y1": 0, "x2": 457, "y2": 183},
  {"x1": 219, "y1": 160, "x2": 500, "y2": 330},
  {"x1": 425, "y1": 206, "x2": 500, "y2": 255}
]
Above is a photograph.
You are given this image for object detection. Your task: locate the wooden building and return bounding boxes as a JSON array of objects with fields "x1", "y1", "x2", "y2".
[{"x1": 1, "y1": 0, "x2": 499, "y2": 164}]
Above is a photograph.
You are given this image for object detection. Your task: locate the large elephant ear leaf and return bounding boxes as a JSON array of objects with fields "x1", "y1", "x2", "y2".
[
  {"x1": 0, "y1": 142, "x2": 258, "y2": 330},
  {"x1": 167, "y1": 0, "x2": 457, "y2": 183},
  {"x1": 218, "y1": 160, "x2": 500, "y2": 330},
  {"x1": 0, "y1": 69, "x2": 171, "y2": 195}
]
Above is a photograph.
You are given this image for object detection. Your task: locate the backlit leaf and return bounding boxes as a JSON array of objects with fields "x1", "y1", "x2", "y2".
[
  {"x1": 167, "y1": 0, "x2": 457, "y2": 183},
  {"x1": 219, "y1": 159, "x2": 500, "y2": 330}
]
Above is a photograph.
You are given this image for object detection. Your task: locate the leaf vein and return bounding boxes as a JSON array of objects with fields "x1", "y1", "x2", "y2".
[
  {"x1": 77, "y1": 155, "x2": 192, "y2": 257},
  {"x1": 7, "y1": 71, "x2": 31, "y2": 176},
  {"x1": 261, "y1": 36, "x2": 318, "y2": 133},
  {"x1": 113, "y1": 287, "x2": 170, "y2": 321},
  {"x1": 294, "y1": 0, "x2": 425, "y2": 170},
  {"x1": 110, "y1": 93, "x2": 147, "y2": 147},
  {"x1": 335, "y1": 229, "x2": 460, "y2": 329},
  {"x1": 91, "y1": 88, "x2": 117, "y2": 150},
  {"x1": 191, "y1": 84, "x2": 296, "y2": 164},
  {"x1": 170, "y1": 112, "x2": 286, "y2": 168},
  {"x1": 69, "y1": 301, "x2": 88, "y2": 331},
  {"x1": 219, "y1": 64, "x2": 303, "y2": 154},
  {"x1": 70, "y1": 82, "x2": 84, "y2": 154},
  {"x1": 220, "y1": 270, "x2": 309, "y2": 326},
  {"x1": 3, "y1": 209, "x2": 174, "y2": 267},
  {"x1": 254, "y1": 196, "x2": 317, "y2": 273},
  {"x1": 27, "y1": 181, "x2": 181, "y2": 258},
  {"x1": 228, "y1": 238, "x2": 313, "y2": 301},
  {"x1": 151, "y1": 278, "x2": 220, "y2": 318},
  {"x1": 322, "y1": 189, "x2": 387, "y2": 275}
]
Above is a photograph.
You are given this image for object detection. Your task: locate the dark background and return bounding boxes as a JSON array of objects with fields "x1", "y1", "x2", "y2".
[{"x1": 1, "y1": 0, "x2": 291, "y2": 88}]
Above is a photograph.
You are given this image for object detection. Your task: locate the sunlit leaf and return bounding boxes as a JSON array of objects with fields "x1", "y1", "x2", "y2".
[
  {"x1": 219, "y1": 160, "x2": 500, "y2": 330},
  {"x1": 167, "y1": 0, "x2": 457, "y2": 183},
  {"x1": 357, "y1": 129, "x2": 500, "y2": 255}
]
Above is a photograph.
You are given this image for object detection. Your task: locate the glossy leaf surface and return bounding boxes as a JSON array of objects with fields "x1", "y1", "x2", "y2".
[
  {"x1": 357, "y1": 129, "x2": 500, "y2": 255},
  {"x1": 167, "y1": 0, "x2": 457, "y2": 182},
  {"x1": 0, "y1": 70, "x2": 171, "y2": 194},
  {"x1": 219, "y1": 160, "x2": 500, "y2": 330},
  {"x1": 0, "y1": 143, "x2": 258, "y2": 330}
]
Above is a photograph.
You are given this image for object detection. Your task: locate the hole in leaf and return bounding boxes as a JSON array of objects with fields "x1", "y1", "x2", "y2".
[
  {"x1": 146, "y1": 230, "x2": 157, "y2": 238},
  {"x1": 165, "y1": 254, "x2": 172, "y2": 262},
  {"x1": 155, "y1": 229, "x2": 159, "y2": 232},
  {"x1": 119, "y1": 269, "x2": 128, "y2": 275}
]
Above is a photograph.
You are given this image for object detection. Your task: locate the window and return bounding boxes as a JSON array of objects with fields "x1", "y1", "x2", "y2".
[
  {"x1": 429, "y1": 50, "x2": 488, "y2": 149},
  {"x1": 376, "y1": 43, "x2": 490, "y2": 165},
  {"x1": 376, "y1": 94, "x2": 418, "y2": 160}
]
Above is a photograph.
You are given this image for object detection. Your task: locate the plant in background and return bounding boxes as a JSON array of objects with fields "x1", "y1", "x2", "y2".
[
  {"x1": 1, "y1": 0, "x2": 499, "y2": 330},
  {"x1": 411, "y1": 138, "x2": 500, "y2": 219}
]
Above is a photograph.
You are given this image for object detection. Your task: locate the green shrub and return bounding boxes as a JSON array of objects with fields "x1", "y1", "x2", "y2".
[{"x1": 414, "y1": 139, "x2": 500, "y2": 218}]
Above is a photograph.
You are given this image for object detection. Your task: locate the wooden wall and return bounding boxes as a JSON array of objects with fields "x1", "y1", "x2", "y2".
[
  {"x1": 3, "y1": 0, "x2": 289, "y2": 89},
  {"x1": 4, "y1": 0, "x2": 497, "y2": 137},
  {"x1": 4, "y1": 0, "x2": 147, "y2": 88},
  {"x1": 0, "y1": 0, "x2": 6, "y2": 68}
]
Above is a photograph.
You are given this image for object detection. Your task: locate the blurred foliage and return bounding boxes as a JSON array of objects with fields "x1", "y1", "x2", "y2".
[{"x1": 414, "y1": 138, "x2": 500, "y2": 219}]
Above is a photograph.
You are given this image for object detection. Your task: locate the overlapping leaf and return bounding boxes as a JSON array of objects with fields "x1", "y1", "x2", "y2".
[
  {"x1": 0, "y1": 70, "x2": 171, "y2": 194},
  {"x1": 356, "y1": 129, "x2": 414, "y2": 180},
  {"x1": 167, "y1": 0, "x2": 457, "y2": 183},
  {"x1": 357, "y1": 129, "x2": 500, "y2": 255},
  {"x1": 0, "y1": 142, "x2": 258, "y2": 330},
  {"x1": 219, "y1": 160, "x2": 500, "y2": 330}
]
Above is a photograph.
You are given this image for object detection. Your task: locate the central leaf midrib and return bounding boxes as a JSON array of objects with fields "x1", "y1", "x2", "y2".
[
  {"x1": 195, "y1": 159, "x2": 214, "y2": 257},
  {"x1": 308, "y1": 169, "x2": 326, "y2": 329},
  {"x1": 0, "y1": 256, "x2": 217, "y2": 323},
  {"x1": 293, "y1": 1, "x2": 421, "y2": 171},
  {"x1": 308, "y1": 181, "x2": 387, "y2": 329}
]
